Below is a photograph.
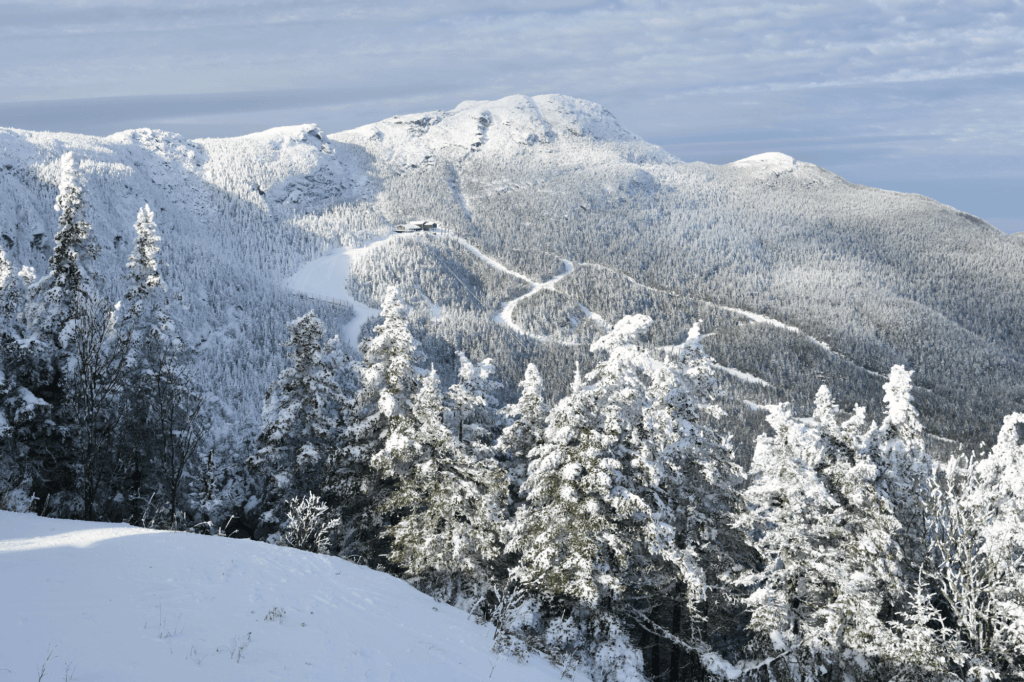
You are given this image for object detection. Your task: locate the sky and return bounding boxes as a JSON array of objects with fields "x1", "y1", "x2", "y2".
[{"x1": 1, "y1": 0, "x2": 1022, "y2": 234}]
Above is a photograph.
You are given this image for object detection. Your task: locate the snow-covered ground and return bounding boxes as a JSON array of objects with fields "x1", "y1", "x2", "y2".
[
  {"x1": 284, "y1": 235, "x2": 404, "y2": 351},
  {"x1": 0, "y1": 511, "x2": 574, "y2": 682}
]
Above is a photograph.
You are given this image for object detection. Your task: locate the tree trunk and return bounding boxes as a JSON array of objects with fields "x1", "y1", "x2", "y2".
[{"x1": 668, "y1": 601, "x2": 681, "y2": 682}]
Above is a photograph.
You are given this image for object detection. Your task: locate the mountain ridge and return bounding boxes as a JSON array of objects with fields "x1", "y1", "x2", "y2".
[{"x1": 2, "y1": 93, "x2": 1021, "y2": 454}]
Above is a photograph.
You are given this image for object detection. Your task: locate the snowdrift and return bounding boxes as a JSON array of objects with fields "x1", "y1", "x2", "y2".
[{"x1": 0, "y1": 511, "x2": 573, "y2": 681}]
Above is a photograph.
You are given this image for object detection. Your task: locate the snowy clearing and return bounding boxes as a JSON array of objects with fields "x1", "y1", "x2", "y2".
[
  {"x1": 283, "y1": 234, "x2": 406, "y2": 351},
  {"x1": 0, "y1": 511, "x2": 574, "y2": 682}
]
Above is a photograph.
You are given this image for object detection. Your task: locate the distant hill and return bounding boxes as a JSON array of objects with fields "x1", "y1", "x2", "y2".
[{"x1": 2, "y1": 94, "x2": 1021, "y2": 456}]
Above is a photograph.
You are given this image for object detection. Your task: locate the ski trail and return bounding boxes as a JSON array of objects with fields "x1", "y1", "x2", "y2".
[
  {"x1": 710, "y1": 303, "x2": 885, "y2": 379},
  {"x1": 284, "y1": 232, "x2": 408, "y2": 352},
  {"x1": 495, "y1": 259, "x2": 575, "y2": 339},
  {"x1": 438, "y1": 233, "x2": 579, "y2": 342}
]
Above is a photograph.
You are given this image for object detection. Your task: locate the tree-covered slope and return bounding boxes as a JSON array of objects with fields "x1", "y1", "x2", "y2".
[{"x1": 2, "y1": 93, "x2": 1020, "y2": 453}]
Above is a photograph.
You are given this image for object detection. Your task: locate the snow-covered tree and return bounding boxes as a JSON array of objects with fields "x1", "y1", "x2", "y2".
[
  {"x1": 736, "y1": 391, "x2": 906, "y2": 680},
  {"x1": 35, "y1": 152, "x2": 94, "y2": 339},
  {"x1": 382, "y1": 368, "x2": 509, "y2": 606},
  {"x1": 327, "y1": 286, "x2": 424, "y2": 559},
  {"x1": 496, "y1": 363, "x2": 548, "y2": 496},
  {"x1": 124, "y1": 204, "x2": 162, "y2": 319},
  {"x1": 921, "y1": 413, "x2": 1024, "y2": 680},
  {"x1": 249, "y1": 311, "x2": 345, "y2": 540},
  {"x1": 732, "y1": 377, "x2": 969, "y2": 681},
  {"x1": 860, "y1": 365, "x2": 933, "y2": 569},
  {"x1": 507, "y1": 315, "x2": 742, "y2": 681},
  {"x1": 0, "y1": 249, "x2": 50, "y2": 512},
  {"x1": 444, "y1": 352, "x2": 505, "y2": 453}
]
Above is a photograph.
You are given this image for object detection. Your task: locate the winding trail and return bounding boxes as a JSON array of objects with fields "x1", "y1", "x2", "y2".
[
  {"x1": 284, "y1": 230, "x2": 873, "y2": 391},
  {"x1": 495, "y1": 258, "x2": 575, "y2": 339},
  {"x1": 283, "y1": 230, "x2": 578, "y2": 349}
]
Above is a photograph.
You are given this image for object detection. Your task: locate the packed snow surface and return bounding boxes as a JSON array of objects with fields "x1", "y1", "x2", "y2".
[
  {"x1": 728, "y1": 152, "x2": 799, "y2": 173},
  {"x1": 0, "y1": 511, "x2": 575, "y2": 682},
  {"x1": 283, "y1": 237, "x2": 399, "y2": 351}
]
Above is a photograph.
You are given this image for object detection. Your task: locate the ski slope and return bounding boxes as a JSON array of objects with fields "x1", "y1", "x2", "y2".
[
  {"x1": 284, "y1": 235, "x2": 402, "y2": 351},
  {"x1": 0, "y1": 511, "x2": 575, "y2": 682}
]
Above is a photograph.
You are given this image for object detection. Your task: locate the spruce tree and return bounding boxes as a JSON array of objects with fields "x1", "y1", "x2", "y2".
[
  {"x1": 444, "y1": 352, "x2": 505, "y2": 454},
  {"x1": 860, "y1": 365, "x2": 933, "y2": 569},
  {"x1": 249, "y1": 311, "x2": 344, "y2": 541},
  {"x1": 37, "y1": 152, "x2": 93, "y2": 340},
  {"x1": 0, "y1": 249, "x2": 51, "y2": 512},
  {"x1": 383, "y1": 368, "x2": 509, "y2": 606},
  {"x1": 496, "y1": 363, "x2": 548, "y2": 498},
  {"x1": 507, "y1": 315, "x2": 741, "y2": 681},
  {"x1": 328, "y1": 286, "x2": 423, "y2": 560},
  {"x1": 124, "y1": 204, "x2": 162, "y2": 319},
  {"x1": 735, "y1": 383, "x2": 931, "y2": 681}
]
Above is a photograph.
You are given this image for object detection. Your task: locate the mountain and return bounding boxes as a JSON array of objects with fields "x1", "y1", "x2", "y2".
[
  {"x1": 0, "y1": 510, "x2": 573, "y2": 681},
  {"x1": 2, "y1": 94, "x2": 1021, "y2": 457}
]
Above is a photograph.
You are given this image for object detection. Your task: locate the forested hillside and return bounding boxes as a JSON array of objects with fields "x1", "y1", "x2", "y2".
[{"x1": 2, "y1": 95, "x2": 1020, "y2": 454}]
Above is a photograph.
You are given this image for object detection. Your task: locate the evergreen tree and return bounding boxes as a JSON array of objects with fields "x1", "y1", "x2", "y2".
[
  {"x1": 327, "y1": 286, "x2": 423, "y2": 560},
  {"x1": 0, "y1": 250, "x2": 51, "y2": 512},
  {"x1": 249, "y1": 311, "x2": 344, "y2": 541},
  {"x1": 21, "y1": 158, "x2": 141, "y2": 519},
  {"x1": 444, "y1": 352, "x2": 505, "y2": 454},
  {"x1": 382, "y1": 368, "x2": 509, "y2": 606},
  {"x1": 507, "y1": 315, "x2": 741, "y2": 681},
  {"x1": 35, "y1": 152, "x2": 93, "y2": 340},
  {"x1": 124, "y1": 204, "x2": 162, "y2": 319},
  {"x1": 920, "y1": 413, "x2": 1024, "y2": 680},
  {"x1": 495, "y1": 362, "x2": 548, "y2": 498},
  {"x1": 734, "y1": 381, "x2": 952, "y2": 681},
  {"x1": 860, "y1": 365, "x2": 933, "y2": 569}
]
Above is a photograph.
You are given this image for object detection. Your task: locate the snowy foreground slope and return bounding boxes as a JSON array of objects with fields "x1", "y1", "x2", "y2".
[{"x1": 0, "y1": 511, "x2": 574, "y2": 681}]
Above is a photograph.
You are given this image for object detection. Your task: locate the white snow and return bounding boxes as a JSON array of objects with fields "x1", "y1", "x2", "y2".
[
  {"x1": 712, "y1": 363, "x2": 770, "y2": 387},
  {"x1": 496, "y1": 259, "x2": 576, "y2": 339},
  {"x1": 284, "y1": 236, "x2": 400, "y2": 352},
  {"x1": 728, "y1": 152, "x2": 800, "y2": 174},
  {"x1": 0, "y1": 511, "x2": 575, "y2": 682},
  {"x1": 718, "y1": 304, "x2": 818, "y2": 342}
]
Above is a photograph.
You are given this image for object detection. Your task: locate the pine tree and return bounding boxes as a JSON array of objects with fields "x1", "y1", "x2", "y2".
[
  {"x1": 249, "y1": 311, "x2": 344, "y2": 541},
  {"x1": 36, "y1": 152, "x2": 93, "y2": 340},
  {"x1": 124, "y1": 204, "x2": 162, "y2": 319},
  {"x1": 445, "y1": 352, "x2": 505, "y2": 454},
  {"x1": 507, "y1": 315, "x2": 741, "y2": 681},
  {"x1": 735, "y1": 384, "x2": 923, "y2": 681},
  {"x1": 860, "y1": 365, "x2": 933, "y2": 569},
  {"x1": 920, "y1": 413, "x2": 1024, "y2": 680},
  {"x1": 0, "y1": 249, "x2": 51, "y2": 512},
  {"x1": 328, "y1": 286, "x2": 424, "y2": 560}
]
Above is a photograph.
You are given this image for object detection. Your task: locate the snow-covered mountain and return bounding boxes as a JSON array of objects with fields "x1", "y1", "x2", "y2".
[
  {"x1": 2, "y1": 94, "x2": 1021, "y2": 453},
  {"x1": 0, "y1": 510, "x2": 574, "y2": 681}
]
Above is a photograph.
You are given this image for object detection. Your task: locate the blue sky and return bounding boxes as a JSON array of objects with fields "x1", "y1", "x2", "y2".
[{"x1": 1, "y1": 0, "x2": 1021, "y2": 233}]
